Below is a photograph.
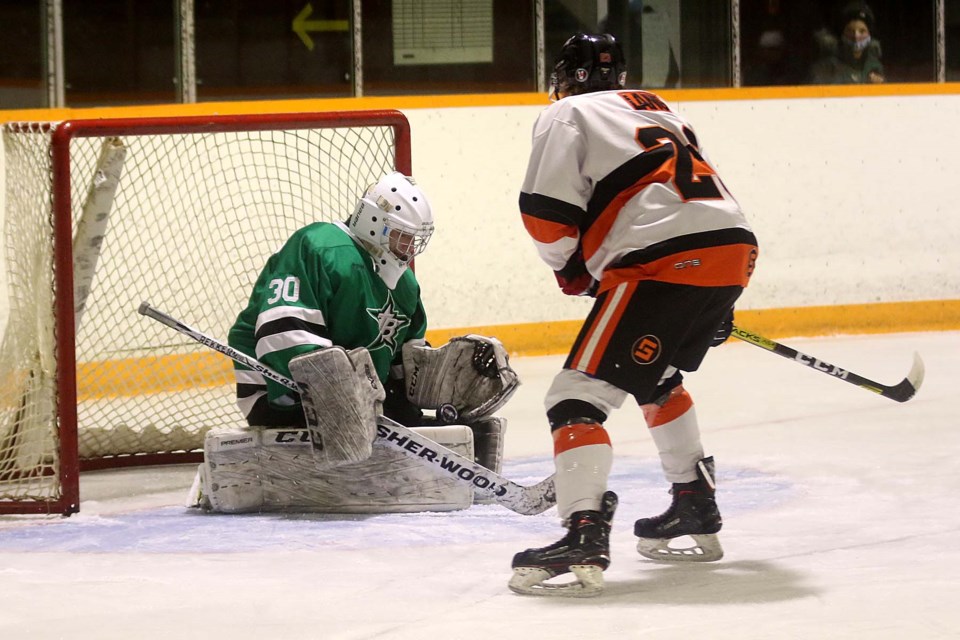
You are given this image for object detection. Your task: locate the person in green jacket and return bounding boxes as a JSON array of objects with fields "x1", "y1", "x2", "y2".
[{"x1": 810, "y1": 2, "x2": 885, "y2": 84}]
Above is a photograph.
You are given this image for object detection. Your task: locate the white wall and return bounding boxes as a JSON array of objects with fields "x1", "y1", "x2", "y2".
[
  {"x1": 404, "y1": 104, "x2": 595, "y2": 328},
  {"x1": 3, "y1": 93, "x2": 958, "y2": 333},
  {"x1": 405, "y1": 94, "x2": 960, "y2": 329}
]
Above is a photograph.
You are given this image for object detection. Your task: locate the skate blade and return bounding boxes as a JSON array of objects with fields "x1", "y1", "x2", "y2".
[
  {"x1": 508, "y1": 565, "x2": 605, "y2": 598},
  {"x1": 636, "y1": 534, "x2": 724, "y2": 563}
]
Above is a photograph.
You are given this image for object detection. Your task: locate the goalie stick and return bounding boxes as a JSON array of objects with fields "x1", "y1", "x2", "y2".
[
  {"x1": 730, "y1": 326, "x2": 924, "y2": 403},
  {"x1": 137, "y1": 302, "x2": 556, "y2": 515}
]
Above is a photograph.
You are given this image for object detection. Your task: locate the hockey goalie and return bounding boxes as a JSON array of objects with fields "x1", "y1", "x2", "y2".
[{"x1": 187, "y1": 172, "x2": 519, "y2": 514}]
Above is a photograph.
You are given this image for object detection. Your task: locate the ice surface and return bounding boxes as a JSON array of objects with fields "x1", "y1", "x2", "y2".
[{"x1": 1, "y1": 332, "x2": 956, "y2": 639}]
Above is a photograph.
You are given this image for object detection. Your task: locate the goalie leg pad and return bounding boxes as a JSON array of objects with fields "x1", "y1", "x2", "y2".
[
  {"x1": 469, "y1": 416, "x2": 507, "y2": 505},
  {"x1": 469, "y1": 416, "x2": 506, "y2": 474},
  {"x1": 403, "y1": 335, "x2": 519, "y2": 422},
  {"x1": 193, "y1": 425, "x2": 475, "y2": 514},
  {"x1": 191, "y1": 429, "x2": 266, "y2": 513},
  {"x1": 288, "y1": 347, "x2": 385, "y2": 470}
]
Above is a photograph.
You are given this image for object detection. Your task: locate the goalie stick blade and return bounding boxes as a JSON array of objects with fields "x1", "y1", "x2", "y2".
[{"x1": 497, "y1": 475, "x2": 556, "y2": 516}]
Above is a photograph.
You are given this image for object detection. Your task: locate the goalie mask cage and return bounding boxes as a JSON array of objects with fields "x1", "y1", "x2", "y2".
[{"x1": 0, "y1": 110, "x2": 412, "y2": 515}]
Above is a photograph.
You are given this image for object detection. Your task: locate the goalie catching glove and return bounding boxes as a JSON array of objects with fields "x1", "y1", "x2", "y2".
[{"x1": 402, "y1": 335, "x2": 519, "y2": 423}]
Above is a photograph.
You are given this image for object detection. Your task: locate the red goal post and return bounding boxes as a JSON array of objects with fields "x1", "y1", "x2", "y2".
[{"x1": 0, "y1": 110, "x2": 412, "y2": 515}]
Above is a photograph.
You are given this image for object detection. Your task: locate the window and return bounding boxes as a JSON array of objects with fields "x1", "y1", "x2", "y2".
[
  {"x1": 740, "y1": 0, "x2": 936, "y2": 87},
  {"x1": 62, "y1": 0, "x2": 177, "y2": 106},
  {"x1": 195, "y1": 0, "x2": 353, "y2": 101},
  {"x1": 945, "y1": 0, "x2": 960, "y2": 80},
  {"x1": 361, "y1": 0, "x2": 535, "y2": 96},
  {"x1": 0, "y1": 0, "x2": 952, "y2": 108},
  {"x1": 543, "y1": 1, "x2": 729, "y2": 90},
  {"x1": 0, "y1": 0, "x2": 44, "y2": 108}
]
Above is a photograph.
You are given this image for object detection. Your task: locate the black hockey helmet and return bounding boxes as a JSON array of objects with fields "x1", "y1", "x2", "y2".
[{"x1": 550, "y1": 33, "x2": 626, "y2": 100}]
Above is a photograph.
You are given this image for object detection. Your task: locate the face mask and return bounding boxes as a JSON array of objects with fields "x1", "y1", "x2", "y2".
[{"x1": 843, "y1": 35, "x2": 871, "y2": 52}]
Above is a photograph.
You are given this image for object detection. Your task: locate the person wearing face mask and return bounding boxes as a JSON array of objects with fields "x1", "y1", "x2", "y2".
[{"x1": 810, "y1": 2, "x2": 884, "y2": 84}]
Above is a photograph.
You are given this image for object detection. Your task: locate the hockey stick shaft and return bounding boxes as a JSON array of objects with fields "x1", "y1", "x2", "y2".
[
  {"x1": 730, "y1": 325, "x2": 924, "y2": 402},
  {"x1": 138, "y1": 302, "x2": 556, "y2": 515},
  {"x1": 139, "y1": 302, "x2": 301, "y2": 389}
]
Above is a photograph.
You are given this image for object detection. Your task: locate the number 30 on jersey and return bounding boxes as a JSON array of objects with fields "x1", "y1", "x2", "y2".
[{"x1": 267, "y1": 276, "x2": 300, "y2": 304}]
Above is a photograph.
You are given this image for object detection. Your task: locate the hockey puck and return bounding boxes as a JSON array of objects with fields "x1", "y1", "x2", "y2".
[{"x1": 438, "y1": 403, "x2": 459, "y2": 424}]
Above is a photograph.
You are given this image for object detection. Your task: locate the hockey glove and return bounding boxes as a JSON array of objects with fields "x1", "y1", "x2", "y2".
[
  {"x1": 554, "y1": 249, "x2": 598, "y2": 297},
  {"x1": 711, "y1": 308, "x2": 734, "y2": 347},
  {"x1": 556, "y1": 271, "x2": 598, "y2": 297}
]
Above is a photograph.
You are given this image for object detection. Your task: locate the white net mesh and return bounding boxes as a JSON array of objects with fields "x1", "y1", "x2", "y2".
[{"x1": 1, "y1": 115, "x2": 402, "y2": 507}]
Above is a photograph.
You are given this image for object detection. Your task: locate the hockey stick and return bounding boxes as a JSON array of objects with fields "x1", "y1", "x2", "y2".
[
  {"x1": 137, "y1": 302, "x2": 556, "y2": 515},
  {"x1": 730, "y1": 326, "x2": 924, "y2": 403}
]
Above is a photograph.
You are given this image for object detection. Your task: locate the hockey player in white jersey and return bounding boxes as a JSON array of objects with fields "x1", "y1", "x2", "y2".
[{"x1": 509, "y1": 33, "x2": 759, "y2": 596}]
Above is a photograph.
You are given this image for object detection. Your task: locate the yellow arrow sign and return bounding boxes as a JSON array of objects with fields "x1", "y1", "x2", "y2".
[{"x1": 293, "y1": 3, "x2": 349, "y2": 51}]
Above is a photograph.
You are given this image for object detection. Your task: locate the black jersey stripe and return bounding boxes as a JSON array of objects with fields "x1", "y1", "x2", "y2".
[
  {"x1": 610, "y1": 228, "x2": 759, "y2": 269},
  {"x1": 237, "y1": 382, "x2": 267, "y2": 398},
  {"x1": 519, "y1": 192, "x2": 588, "y2": 229},
  {"x1": 254, "y1": 315, "x2": 330, "y2": 342},
  {"x1": 586, "y1": 145, "x2": 674, "y2": 221}
]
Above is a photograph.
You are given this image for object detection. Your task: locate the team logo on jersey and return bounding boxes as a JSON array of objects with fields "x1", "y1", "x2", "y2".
[
  {"x1": 631, "y1": 335, "x2": 662, "y2": 365},
  {"x1": 365, "y1": 291, "x2": 410, "y2": 354}
]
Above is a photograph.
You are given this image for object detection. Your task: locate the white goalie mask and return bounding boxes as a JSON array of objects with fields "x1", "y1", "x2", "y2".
[{"x1": 347, "y1": 172, "x2": 434, "y2": 289}]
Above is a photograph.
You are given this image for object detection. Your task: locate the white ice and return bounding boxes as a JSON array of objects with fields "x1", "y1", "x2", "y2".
[{"x1": 1, "y1": 332, "x2": 957, "y2": 640}]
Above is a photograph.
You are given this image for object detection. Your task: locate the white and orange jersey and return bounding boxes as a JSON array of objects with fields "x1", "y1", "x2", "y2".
[{"x1": 520, "y1": 89, "x2": 758, "y2": 292}]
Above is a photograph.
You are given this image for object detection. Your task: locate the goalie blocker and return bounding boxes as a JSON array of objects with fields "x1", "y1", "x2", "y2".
[{"x1": 287, "y1": 346, "x2": 384, "y2": 470}]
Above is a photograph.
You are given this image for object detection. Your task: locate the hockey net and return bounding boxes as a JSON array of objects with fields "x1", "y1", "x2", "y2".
[{"x1": 0, "y1": 111, "x2": 411, "y2": 514}]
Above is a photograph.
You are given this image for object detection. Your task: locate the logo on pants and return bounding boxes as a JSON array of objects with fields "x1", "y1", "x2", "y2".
[{"x1": 631, "y1": 335, "x2": 661, "y2": 365}]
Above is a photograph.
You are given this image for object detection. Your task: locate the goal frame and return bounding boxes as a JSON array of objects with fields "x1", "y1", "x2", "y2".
[{"x1": 0, "y1": 110, "x2": 411, "y2": 515}]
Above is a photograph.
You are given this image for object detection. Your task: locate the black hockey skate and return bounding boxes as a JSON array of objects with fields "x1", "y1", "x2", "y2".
[
  {"x1": 634, "y1": 457, "x2": 724, "y2": 562},
  {"x1": 509, "y1": 491, "x2": 617, "y2": 597}
]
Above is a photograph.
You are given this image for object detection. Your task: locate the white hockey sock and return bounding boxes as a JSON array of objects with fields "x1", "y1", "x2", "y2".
[
  {"x1": 643, "y1": 386, "x2": 704, "y2": 484},
  {"x1": 552, "y1": 422, "x2": 613, "y2": 520}
]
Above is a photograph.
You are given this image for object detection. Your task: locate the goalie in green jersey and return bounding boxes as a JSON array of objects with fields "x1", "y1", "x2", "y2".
[
  {"x1": 228, "y1": 171, "x2": 435, "y2": 429},
  {"x1": 186, "y1": 172, "x2": 519, "y2": 513}
]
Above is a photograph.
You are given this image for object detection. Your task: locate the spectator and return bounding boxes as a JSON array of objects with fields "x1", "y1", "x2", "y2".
[
  {"x1": 810, "y1": 2, "x2": 885, "y2": 84},
  {"x1": 746, "y1": 27, "x2": 805, "y2": 85},
  {"x1": 742, "y1": 0, "x2": 812, "y2": 86}
]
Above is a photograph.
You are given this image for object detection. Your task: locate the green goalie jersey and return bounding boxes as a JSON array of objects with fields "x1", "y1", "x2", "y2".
[{"x1": 228, "y1": 221, "x2": 427, "y2": 425}]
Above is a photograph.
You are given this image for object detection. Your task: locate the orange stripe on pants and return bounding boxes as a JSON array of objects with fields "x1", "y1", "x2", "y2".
[{"x1": 571, "y1": 281, "x2": 637, "y2": 374}]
